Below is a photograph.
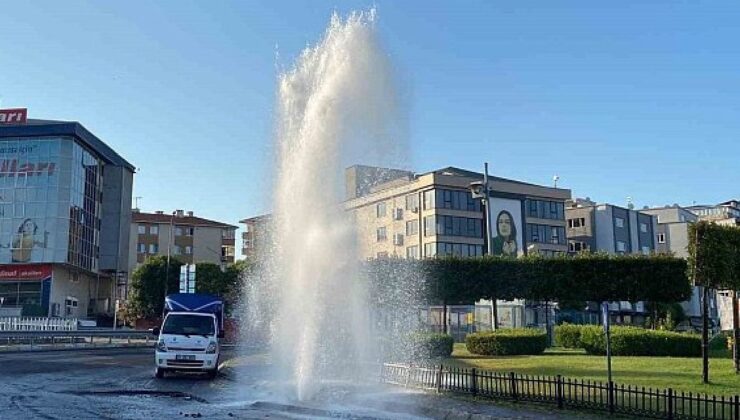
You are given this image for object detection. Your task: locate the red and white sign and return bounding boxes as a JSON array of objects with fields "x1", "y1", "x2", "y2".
[
  {"x1": 0, "y1": 108, "x2": 27, "y2": 124},
  {"x1": 0, "y1": 160, "x2": 56, "y2": 177},
  {"x1": 0, "y1": 264, "x2": 52, "y2": 280}
]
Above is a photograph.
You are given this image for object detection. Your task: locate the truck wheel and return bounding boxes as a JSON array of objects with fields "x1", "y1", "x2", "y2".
[
  {"x1": 155, "y1": 367, "x2": 165, "y2": 379},
  {"x1": 206, "y1": 368, "x2": 218, "y2": 379}
]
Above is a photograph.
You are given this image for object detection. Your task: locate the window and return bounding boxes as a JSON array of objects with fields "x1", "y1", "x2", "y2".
[
  {"x1": 425, "y1": 215, "x2": 481, "y2": 238},
  {"x1": 406, "y1": 245, "x2": 419, "y2": 259},
  {"x1": 150, "y1": 225, "x2": 159, "y2": 235},
  {"x1": 376, "y1": 227, "x2": 387, "y2": 242},
  {"x1": 175, "y1": 227, "x2": 183, "y2": 236},
  {"x1": 424, "y1": 243, "x2": 436, "y2": 257},
  {"x1": 185, "y1": 246, "x2": 192, "y2": 255},
  {"x1": 376, "y1": 202, "x2": 386, "y2": 218},
  {"x1": 376, "y1": 252, "x2": 388, "y2": 258},
  {"x1": 526, "y1": 199, "x2": 564, "y2": 220},
  {"x1": 424, "y1": 216, "x2": 435, "y2": 237},
  {"x1": 657, "y1": 233, "x2": 666, "y2": 244},
  {"x1": 679, "y1": 215, "x2": 686, "y2": 222},
  {"x1": 137, "y1": 243, "x2": 146, "y2": 253},
  {"x1": 434, "y1": 242, "x2": 483, "y2": 257},
  {"x1": 640, "y1": 223, "x2": 648, "y2": 233},
  {"x1": 641, "y1": 246, "x2": 651, "y2": 255},
  {"x1": 173, "y1": 245, "x2": 181, "y2": 255},
  {"x1": 406, "y1": 220, "x2": 418, "y2": 236},
  {"x1": 137, "y1": 224, "x2": 146, "y2": 235},
  {"x1": 569, "y1": 241, "x2": 588, "y2": 252},
  {"x1": 616, "y1": 241, "x2": 626, "y2": 253},
  {"x1": 405, "y1": 194, "x2": 419, "y2": 211},
  {"x1": 149, "y1": 244, "x2": 159, "y2": 254},
  {"x1": 568, "y1": 218, "x2": 585, "y2": 228},
  {"x1": 551, "y1": 227, "x2": 560, "y2": 244},
  {"x1": 615, "y1": 217, "x2": 625, "y2": 228},
  {"x1": 424, "y1": 189, "x2": 480, "y2": 211}
]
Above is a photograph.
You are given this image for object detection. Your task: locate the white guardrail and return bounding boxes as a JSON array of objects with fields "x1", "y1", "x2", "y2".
[{"x1": 0, "y1": 317, "x2": 78, "y2": 331}]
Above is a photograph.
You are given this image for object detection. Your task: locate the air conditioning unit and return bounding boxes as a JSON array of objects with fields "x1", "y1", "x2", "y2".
[
  {"x1": 394, "y1": 208, "x2": 404, "y2": 220},
  {"x1": 393, "y1": 234, "x2": 404, "y2": 246}
]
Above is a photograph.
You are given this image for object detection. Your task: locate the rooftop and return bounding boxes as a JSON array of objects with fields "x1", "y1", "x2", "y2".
[
  {"x1": 0, "y1": 118, "x2": 135, "y2": 170},
  {"x1": 133, "y1": 210, "x2": 237, "y2": 229}
]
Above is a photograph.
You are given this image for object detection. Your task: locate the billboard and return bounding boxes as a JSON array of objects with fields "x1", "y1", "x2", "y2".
[
  {"x1": 0, "y1": 108, "x2": 27, "y2": 124},
  {"x1": 488, "y1": 197, "x2": 523, "y2": 257},
  {"x1": 0, "y1": 138, "x2": 67, "y2": 264}
]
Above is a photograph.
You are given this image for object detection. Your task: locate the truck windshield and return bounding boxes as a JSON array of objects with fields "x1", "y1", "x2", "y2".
[{"x1": 161, "y1": 314, "x2": 215, "y2": 336}]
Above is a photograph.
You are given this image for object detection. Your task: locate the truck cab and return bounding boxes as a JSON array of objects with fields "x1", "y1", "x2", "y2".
[{"x1": 152, "y1": 294, "x2": 224, "y2": 379}]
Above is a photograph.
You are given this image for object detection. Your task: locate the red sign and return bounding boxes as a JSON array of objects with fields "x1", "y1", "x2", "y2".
[
  {"x1": 0, "y1": 108, "x2": 27, "y2": 124},
  {"x1": 0, "y1": 264, "x2": 52, "y2": 280}
]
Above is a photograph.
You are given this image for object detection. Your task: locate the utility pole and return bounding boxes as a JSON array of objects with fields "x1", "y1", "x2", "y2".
[{"x1": 733, "y1": 290, "x2": 739, "y2": 374}]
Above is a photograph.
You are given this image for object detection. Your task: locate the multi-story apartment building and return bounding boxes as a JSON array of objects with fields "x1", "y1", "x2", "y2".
[
  {"x1": 0, "y1": 114, "x2": 134, "y2": 319},
  {"x1": 128, "y1": 210, "x2": 237, "y2": 276},
  {"x1": 686, "y1": 199, "x2": 740, "y2": 226},
  {"x1": 565, "y1": 198, "x2": 657, "y2": 256},
  {"x1": 239, "y1": 214, "x2": 271, "y2": 258},
  {"x1": 565, "y1": 199, "x2": 658, "y2": 324},
  {"x1": 345, "y1": 165, "x2": 571, "y2": 334},
  {"x1": 345, "y1": 165, "x2": 571, "y2": 260},
  {"x1": 641, "y1": 205, "x2": 718, "y2": 328}
]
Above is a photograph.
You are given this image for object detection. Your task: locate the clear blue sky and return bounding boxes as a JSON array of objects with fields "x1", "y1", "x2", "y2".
[{"x1": 1, "y1": 1, "x2": 738, "y2": 250}]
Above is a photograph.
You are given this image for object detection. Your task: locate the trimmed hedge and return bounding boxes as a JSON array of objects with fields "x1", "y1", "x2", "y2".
[
  {"x1": 580, "y1": 326, "x2": 701, "y2": 357},
  {"x1": 466, "y1": 329, "x2": 547, "y2": 356},
  {"x1": 411, "y1": 333, "x2": 454, "y2": 358},
  {"x1": 554, "y1": 324, "x2": 583, "y2": 348}
]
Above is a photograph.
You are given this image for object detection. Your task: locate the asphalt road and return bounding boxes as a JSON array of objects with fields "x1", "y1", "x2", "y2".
[{"x1": 0, "y1": 348, "x2": 594, "y2": 419}]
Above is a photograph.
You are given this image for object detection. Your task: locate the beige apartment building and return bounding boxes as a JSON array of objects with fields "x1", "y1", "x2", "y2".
[
  {"x1": 239, "y1": 214, "x2": 271, "y2": 258},
  {"x1": 345, "y1": 165, "x2": 571, "y2": 260},
  {"x1": 128, "y1": 210, "x2": 237, "y2": 276}
]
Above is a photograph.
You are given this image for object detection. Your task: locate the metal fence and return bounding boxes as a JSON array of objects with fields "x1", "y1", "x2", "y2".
[
  {"x1": 0, "y1": 329, "x2": 154, "y2": 350},
  {"x1": 0, "y1": 317, "x2": 78, "y2": 331},
  {"x1": 381, "y1": 363, "x2": 740, "y2": 420}
]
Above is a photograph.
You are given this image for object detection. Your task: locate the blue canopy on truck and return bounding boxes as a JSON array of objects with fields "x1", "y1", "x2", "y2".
[{"x1": 164, "y1": 294, "x2": 224, "y2": 333}]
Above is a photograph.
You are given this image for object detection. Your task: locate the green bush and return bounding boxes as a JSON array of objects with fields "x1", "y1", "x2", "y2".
[
  {"x1": 554, "y1": 324, "x2": 583, "y2": 348},
  {"x1": 466, "y1": 328, "x2": 547, "y2": 356},
  {"x1": 580, "y1": 326, "x2": 701, "y2": 357},
  {"x1": 411, "y1": 333, "x2": 454, "y2": 358}
]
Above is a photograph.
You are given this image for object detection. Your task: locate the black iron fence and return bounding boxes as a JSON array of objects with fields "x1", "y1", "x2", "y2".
[{"x1": 380, "y1": 363, "x2": 740, "y2": 419}]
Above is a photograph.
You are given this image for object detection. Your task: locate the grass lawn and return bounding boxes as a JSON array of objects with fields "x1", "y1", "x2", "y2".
[{"x1": 447, "y1": 343, "x2": 740, "y2": 396}]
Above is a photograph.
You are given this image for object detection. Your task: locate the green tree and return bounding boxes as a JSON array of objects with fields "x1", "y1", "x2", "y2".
[{"x1": 126, "y1": 255, "x2": 182, "y2": 320}]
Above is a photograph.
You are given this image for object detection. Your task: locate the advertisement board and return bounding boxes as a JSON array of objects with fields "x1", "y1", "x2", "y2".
[
  {"x1": 0, "y1": 108, "x2": 27, "y2": 124},
  {"x1": 0, "y1": 138, "x2": 66, "y2": 264},
  {"x1": 488, "y1": 197, "x2": 524, "y2": 257}
]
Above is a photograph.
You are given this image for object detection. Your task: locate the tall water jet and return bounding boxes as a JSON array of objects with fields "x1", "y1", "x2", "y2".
[{"x1": 254, "y1": 9, "x2": 407, "y2": 401}]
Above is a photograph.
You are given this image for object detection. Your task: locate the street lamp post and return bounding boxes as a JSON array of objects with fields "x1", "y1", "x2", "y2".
[
  {"x1": 470, "y1": 162, "x2": 498, "y2": 330},
  {"x1": 165, "y1": 211, "x2": 176, "y2": 297}
]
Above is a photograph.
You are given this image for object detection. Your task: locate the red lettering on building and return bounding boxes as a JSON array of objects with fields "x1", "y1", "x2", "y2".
[
  {"x1": 0, "y1": 264, "x2": 52, "y2": 280},
  {"x1": 0, "y1": 160, "x2": 55, "y2": 177},
  {"x1": 0, "y1": 108, "x2": 28, "y2": 124}
]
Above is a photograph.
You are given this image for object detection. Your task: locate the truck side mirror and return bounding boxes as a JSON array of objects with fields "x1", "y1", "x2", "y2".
[
  {"x1": 217, "y1": 330, "x2": 225, "y2": 339},
  {"x1": 151, "y1": 326, "x2": 160, "y2": 336}
]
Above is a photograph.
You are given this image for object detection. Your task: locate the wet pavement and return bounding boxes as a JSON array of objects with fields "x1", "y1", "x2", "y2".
[{"x1": 0, "y1": 348, "x2": 600, "y2": 419}]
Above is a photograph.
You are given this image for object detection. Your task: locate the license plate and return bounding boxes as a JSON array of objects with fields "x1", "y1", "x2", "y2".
[{"x1": 176, "y1": 355, "x2": 196, "y2": 361}]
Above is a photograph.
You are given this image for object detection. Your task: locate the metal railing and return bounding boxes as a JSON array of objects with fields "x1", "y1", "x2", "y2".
[
  {"x1": 0, "y1": 329, "x2": 154, "y2": 350},
  {"x1": 0, "y1": 317, "x2": 78, "y2": 331},
  {"x1": 381, "y1": 363, "x2": 740, "y2": 420}
]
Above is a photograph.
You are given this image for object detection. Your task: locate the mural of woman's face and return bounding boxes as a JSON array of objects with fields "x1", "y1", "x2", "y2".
[
  {"x1": 21, "y1": 220, "x2": 35, "y2": 235},
  {"x1": 498, "y1": 213, "x2": 512, "y2": 238}
]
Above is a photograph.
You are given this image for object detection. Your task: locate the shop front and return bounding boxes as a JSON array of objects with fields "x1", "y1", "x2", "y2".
[{"x1": 0, "y1": 264, "x2": 52, "y2": 316}]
